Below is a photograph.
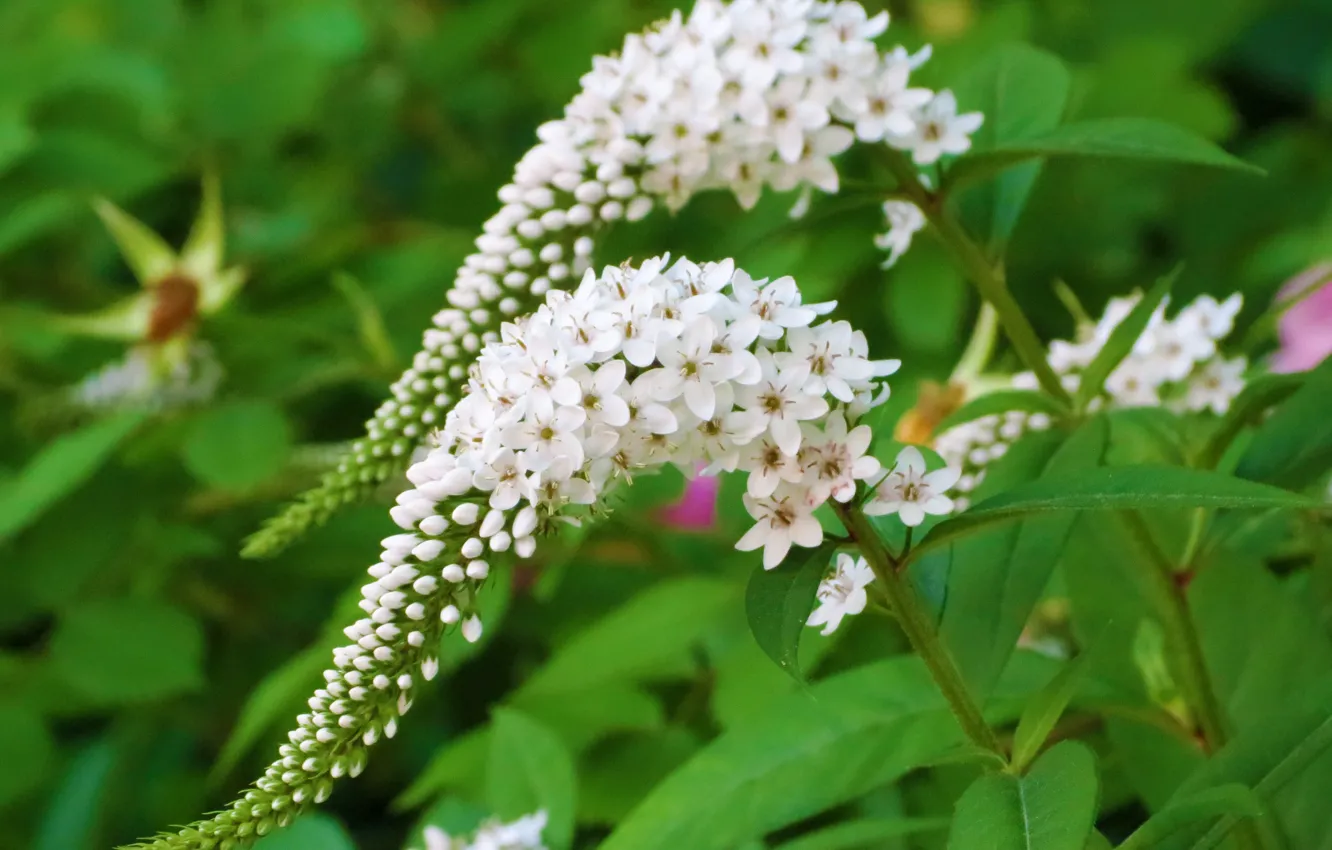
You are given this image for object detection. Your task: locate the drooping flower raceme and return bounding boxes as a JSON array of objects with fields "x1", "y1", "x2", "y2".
[
  {"x1": 131, "y1": 257, "x2": 897, "y2": 850},
  {"x1": 935, "y1": 292, "x2": 1248, "y2": 510},
  {"x1": 248, "y1": 0, "x2": 982, "y2": 557}
]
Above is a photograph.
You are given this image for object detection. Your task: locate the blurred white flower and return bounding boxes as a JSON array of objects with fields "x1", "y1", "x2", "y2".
[
  {"x1": 865, "y1": 445, "x2": 960, "y2": 526},
  {"x1": 874, "y1": 200, "x2": 926, "y2": 268}
]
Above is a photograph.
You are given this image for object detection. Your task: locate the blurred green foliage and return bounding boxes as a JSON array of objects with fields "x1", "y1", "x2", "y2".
[{"x1": 2, "y1": 0, "x2": 1331, "y2": 849}]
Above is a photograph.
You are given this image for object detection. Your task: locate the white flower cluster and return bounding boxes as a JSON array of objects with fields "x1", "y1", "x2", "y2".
[
  {"x1": 414, "y1": 255, "x2": 898, "y2": 577},
  {"x1": 416, "y1": 811, "x2": 548, "y2": 850},
  {"x1": 935, "y1": 292, "x2": 1248, "y2": 510},
  {"x1": 73, "y1": 342, "x2": 222, "y2": 412},
  {"x1": 260, "y1": 0, "x2": 984, "y2": 558}
]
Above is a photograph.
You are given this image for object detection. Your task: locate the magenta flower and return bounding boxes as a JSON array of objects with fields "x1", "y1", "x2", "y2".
[
  {"x1": 1273, "y1": 263, "x2": 1332, "y2": 374},
  {"x1": 660, "y1": 474, "x2": 721, "y2": 530}
]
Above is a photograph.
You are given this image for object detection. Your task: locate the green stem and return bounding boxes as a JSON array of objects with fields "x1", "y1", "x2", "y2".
[
  {"x1": 878, "y1": 149, "x2": 1069, "y2": 404},
  {"x1": 1120, "y1": 513, "x2": 1228, "y2": 750},
  {"x1": 835, "y1": 503, "x2": 1004, "y2": 757},
  {"x1": 950, "y1": 303, "x2": 999, "y2": 384}
]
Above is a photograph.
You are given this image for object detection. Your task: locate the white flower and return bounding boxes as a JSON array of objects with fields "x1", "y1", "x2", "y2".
[
  {"x1": 874, "y1": 200, "x2": 925, "y2": 268},
  {"x1": 500, "y1": 398, "x2": 586, "y2": 472},
  {"x1": 865, "y1": 446, "x2": 959, "y2": 526},
  {"x1": 1183, "y1": 293, "x2": 1243, "y2": 340},
  {"x1": 764, "y1": 76, "x2": 832, "y2": 164},
  {"x1": 899, "y1": 90, "x2": 984, "y2": 165},
  {"x1": 801, "y1": 411, "x2": 880, "y2": 503},
  {"x1": 473, "y1": 448, "x2": 531, "y2": 510},
  {"x1": 743, "y1": 435, "x2": 806, "y2": 498},
  {"x1": 730, "y1": 355, "x2": 831, "y2": 455},
  {"x1": 736, "y1": 489, "x2": 826, "y2": 569},
  {"x1": 1182, "y1": 356, "x2": 1247, "y2": 414},
  {"x1": 806, "y1": 553, "x2": 875, "y2": 635},
  {"x1": 849, "y1": 54, "x2": 932, "y2": 142},
  {"x1": 577, "y1": 360, "x2": 632, "y2": 427}
]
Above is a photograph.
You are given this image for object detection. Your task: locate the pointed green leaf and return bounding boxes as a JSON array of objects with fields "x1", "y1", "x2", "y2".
[
  {"x1": 1197, "y1": 372, "x2": 1306, "y2": 469},
  {"x1": 517, "y1": 577, "x2": 736, "y2": 696},
  {"x1": 486, "y1": 709, "x2": 577, "y2": 850},
  {"x1": 1011, "y1": 650, "x2": 1096, "y2": 773},
  {"x1": 92, "y1": 197, "x2": 177, "y2": 285},
  {"x1": 744, "y1": 542, "x2": 837, "y2": 681},
  {"x1": 952, "y1": 44, "x2": 1072, "y2": 247},
  {"x1": 936, "y1": 389, "x2": 1069, "y2": 434},
  {"x1": 1117, "y1": 785, "x2": 1261, "y2": 850},
  {"x1": 332, "y1": 272, "x2": 398, "y2": 372},
  {"x1": 912, "y1": 466, "x2": 1321, "y2": 561},
  {"x1": 947, "y1": 118, "x2": 1263, "y2": 190},
  {"x1": 0, "y1": 410, "x2": 145, "y2": 545},
  {"x1": 773, "y1": 817, "x2": 950, "y2": 850},
  {"x1": 938, "y1": 419, "x2": 1103, "y2": 700},
  {"x1": 0, "y1": 703, "x2": 55, "y2": 806},
  {"x1": 1074, "y1": 270, "x2": 1177, "y2": 412},
  {"x1": 209, "y1": 645, "x2": 328, "y2": 786},
  {"x1": 599, "y1": 659, "x2": 964, "y2": 850},
  {"x1": 1234, "y1": 357, "x2": 1332, "y2": 490},
  {"x1": 947, "y1": 741, "x2": 1099, "y2": 850}
]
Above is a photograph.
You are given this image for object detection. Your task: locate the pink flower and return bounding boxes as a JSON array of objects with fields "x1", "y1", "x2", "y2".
[
  {"x1": 1273, "y1": 263, "x2": 1332, "y2": 374},
  {"x1": 659, "y1": 474, "x2": 720, "y2": 530}
]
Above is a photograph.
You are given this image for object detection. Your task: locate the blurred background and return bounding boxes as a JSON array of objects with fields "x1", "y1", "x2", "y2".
[{"x1": 1, "y1": 1, "x2": 1330, "y2": 849}]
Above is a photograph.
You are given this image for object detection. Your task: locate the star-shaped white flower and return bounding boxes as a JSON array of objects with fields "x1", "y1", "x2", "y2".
[
  {"x1": 735, "y1": 489, "x2": 825, "y2": 569},
  {"x1": 864, "y1": 445, "x2": 959, "y2": 526},
  {"x1": 806, "y1": 552, "x2": 875, "y2": 635}
]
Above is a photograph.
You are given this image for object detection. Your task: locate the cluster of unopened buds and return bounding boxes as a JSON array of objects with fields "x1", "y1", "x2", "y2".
[
  {"x1": 936, "y1": 292, "x2": 1248, "y2": 510},
  {"x1": 258, "y1": 0, "x2": 984, "y2": 557},
  {"x1": 144, "y1": 256, "x2": 914, "y2": 848},
  {"x1": 414, "y1": 811, "x2": 548, "y2": 850}
]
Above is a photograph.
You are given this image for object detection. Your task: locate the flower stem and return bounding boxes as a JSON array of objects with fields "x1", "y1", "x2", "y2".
[
  {"x1": 835, "y1": 502, "x2": 1004, "y2": 757},
  {"x1": 877, "y1": 149, "x2": 1069, "y2": 404},
  {"x1": 1119, "y1": 513, "x2": 1229, "y2": 751}
]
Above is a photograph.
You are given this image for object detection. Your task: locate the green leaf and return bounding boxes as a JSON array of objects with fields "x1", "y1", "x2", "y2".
[
  {"x1": 744, "y1": 542, "x2": 836, "y2": 681},
  {"x1": 1011, "y1": 650, "x2": 1096, "y2": 773},
  {"x1": 331, "y1": 272, "x2": 398, "y2": 373},
  {"x1": 773, "y1": 817, "x2": 950, "y2": 850},
  {"x1": 1153, "y1": 676, "x2": 1332, "y2": 849},
  {"x1": 517, "y1": 577, "x2": 736, "y2": 696},
  {"x1": 951, "y1": 43, "x2": 1072, "y2": 247},
  {"x1": 486, "y1": 709, "x2": 577, "y2": 850},
  {"x1": 0, "y1": 411, "x2": 144, "y2": 545},
  {"x1": 251, "y1": 813, "x2": 356, "y2": 850},
  {"x1": 1234, "y1": 358, "x2": 1332, "y2": 489},
  {"x1": 939, "y1": 418, "x2": 1106, "y2": 699},
  {"x1": 936, "y1": 390, "x2": 1069, "y2": 434},
  {"x1": 946, "y1": 741, "x2": 1099, "y2": 850},
  {"x1": 395, "y1": 729, "x2": 491, "y2": 811},
  {"x1": 182, "y1": 400, "x2": 294, "y2": 490},
  {"x1": 33, "y1": 737, "x2": 118, "y2": 850},
  {"x1": 947, "y1": 117, "x2": 1263, "y2": 189},
  {"x1": 0, "y1": 703, "x2": 55, "y2": 806},
  {"x1": 48, "y1": 598, "x2": 205, "y2": 705},
  {"x1": 913, "y1": 466, "x2": 1321, "y2": 560},
  {"x1": 598, "y1": 658, "x2": 964, "y2": 850},
  {"x1": 1117, "y1": 785, "x2": 1261, "y2": 850},
  {"x1": 578, "y1": 729, "x2": 702, "y2": 825},
  {"x1": 209, "y1": 645, "x2": 328, "y2": 785},
  {"x1": 1197, "y1": 372, "x2": 1306, "y2": 469},
  {"x1": 1074, "y1": 270, "x2": 1177, "y2": 412}
]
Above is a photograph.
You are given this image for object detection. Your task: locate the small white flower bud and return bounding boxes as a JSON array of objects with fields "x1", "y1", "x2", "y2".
[
  {"x1": 440, "y1": 604, "x2": 461, "y2": 624},
  {"x1": 461, "y1": 615, "x2": 483, "y2": 643},
  {"x1": 405, "y1": 602, "x2": 426, "y2": 620},
  {"x1": 412, "y1": 539, "x2": 446, "y2": 562},
  {"x1": 441, "y1": 563, "x2": 466, "y2": 583},
  {"x1": 515, "y1": 536, "x2": 537, "y2": 558},
  {"x1": 408, "y1": 630, "x2": 425, "y2": 647},
  {"x1": 452, "y1": 503, "x2": 479, "y2": 525},
  {"x1": 479, "y1": 509, "x2": 505, "y2": 538},
  {"x1": 461, "y1": 537, "x2": 484, "y2": 559},
  {"x1": 466, "y1": 560, "x2": 489, "y2": 580},
  {"x1": 397, "y1": 674, "x2": 413, "y2": 689},
  {"x1": 422, "y1": 657, "x2": 440, "y2": 681},
  {"x1": 490, "y1": 531, "x2": 512, "y2": 552},
  {"x1": 413, "y1": 576, "x2": 438, "y2": 595}
]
